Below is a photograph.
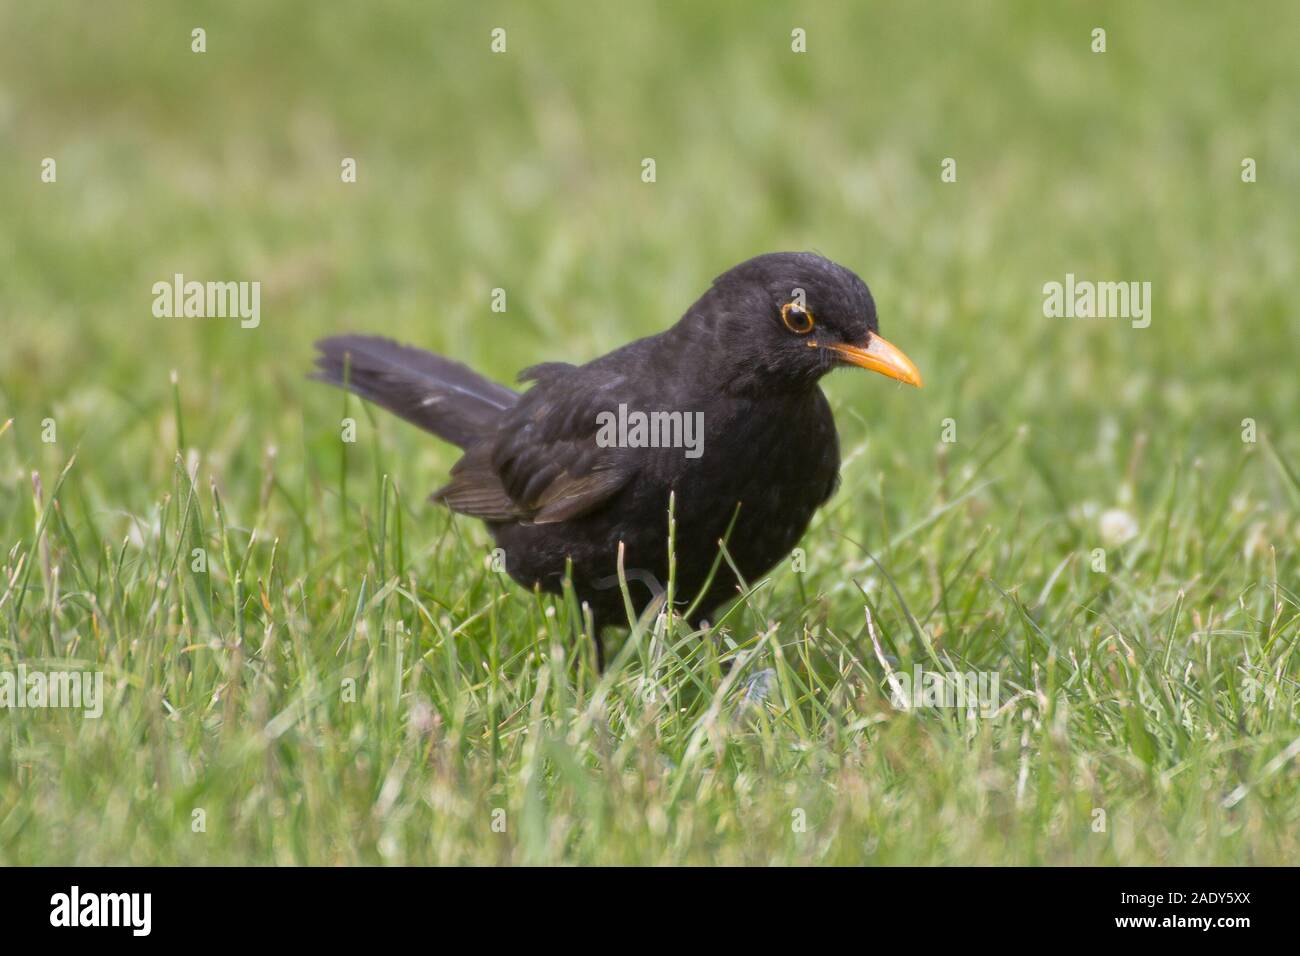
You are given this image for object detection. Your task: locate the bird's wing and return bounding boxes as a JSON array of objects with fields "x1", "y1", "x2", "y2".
[
  {"x1": 432, "y1": 443, "x2": 526, "y2": 521},
  {"x1": 434, "y1": 365, "x2": 634, "y2": 524}
]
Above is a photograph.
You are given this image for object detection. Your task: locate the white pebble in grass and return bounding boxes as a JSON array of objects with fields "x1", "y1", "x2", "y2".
[{"x1": 1099, "y1": 508, "x2": 1138, "y2": 547}]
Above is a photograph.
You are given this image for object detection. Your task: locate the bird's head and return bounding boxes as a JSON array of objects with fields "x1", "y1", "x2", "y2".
[{"x1": 680, "y1": 252, "x2": 922, "y2": 394}]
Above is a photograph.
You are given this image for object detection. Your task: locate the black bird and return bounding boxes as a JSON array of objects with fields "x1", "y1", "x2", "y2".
[{"x1": 313, "y1": 252, "x2": 921, "y2": 667}]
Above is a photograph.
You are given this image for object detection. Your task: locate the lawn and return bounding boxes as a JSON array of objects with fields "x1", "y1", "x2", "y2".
[{"x1": 0, "y1": 0, "x2": 1297, "y2": 864}]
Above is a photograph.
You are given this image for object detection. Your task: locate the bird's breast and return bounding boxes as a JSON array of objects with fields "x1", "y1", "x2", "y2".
[{"x1": 639, "y1": 389, "x2": 840, "y2": 578}]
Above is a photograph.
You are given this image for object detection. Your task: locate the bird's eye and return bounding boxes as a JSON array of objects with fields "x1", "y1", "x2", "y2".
[{"x1": 781, "y1": 302, "x2": 815, "y2": 334}]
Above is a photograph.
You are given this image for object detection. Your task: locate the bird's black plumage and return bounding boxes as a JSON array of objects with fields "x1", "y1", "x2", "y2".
[{"x1": 312, "y1": 252, "x2": 922, "y2": 667}]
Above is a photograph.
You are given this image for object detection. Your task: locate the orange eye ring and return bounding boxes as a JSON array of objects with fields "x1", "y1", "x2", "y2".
[{"x1": 781, "y1": 302, "x2": 815, "y2": 334}]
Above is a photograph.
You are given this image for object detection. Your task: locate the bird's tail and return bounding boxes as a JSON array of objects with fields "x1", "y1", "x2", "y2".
[{"x1": 311, "y1": 335, "x2": 518, "y2": 449}]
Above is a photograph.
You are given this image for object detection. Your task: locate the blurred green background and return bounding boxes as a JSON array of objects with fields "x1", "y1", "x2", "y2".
[{"x1": 0, "y1": 1, "x2": 1298, "y2": 864}]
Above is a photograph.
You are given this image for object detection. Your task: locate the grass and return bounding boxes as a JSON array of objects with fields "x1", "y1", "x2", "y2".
[{"x1": 1, "y1": 0, "x2": 1298, "y2": 865}]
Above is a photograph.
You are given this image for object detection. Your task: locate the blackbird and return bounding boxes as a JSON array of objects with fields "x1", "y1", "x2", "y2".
[{"x1": 312, "y1": 252, "x2": 921, "y2": 667}]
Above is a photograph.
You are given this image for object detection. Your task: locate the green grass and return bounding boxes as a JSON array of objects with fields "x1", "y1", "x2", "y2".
[{"x1": 1, "y1": 0, "x2": 1298, "y2": 864}]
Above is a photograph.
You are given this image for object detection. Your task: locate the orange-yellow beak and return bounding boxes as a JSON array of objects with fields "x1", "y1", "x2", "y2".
[{"x1": 829, "y1": 334, "x2": 923, "y2": 388}]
